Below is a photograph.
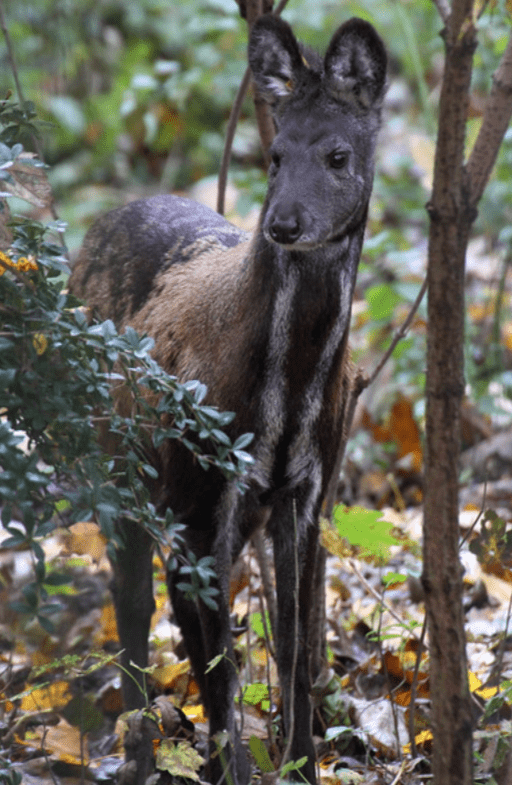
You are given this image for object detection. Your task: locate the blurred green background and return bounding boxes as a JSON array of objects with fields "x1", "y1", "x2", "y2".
[{"x1": 2, "y1": 0, "x2": 512, "y2": 440}]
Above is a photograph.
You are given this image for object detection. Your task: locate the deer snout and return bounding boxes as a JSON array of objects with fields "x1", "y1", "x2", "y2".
[{"x1": 267, "y1": 213, "x2": 302, "y2": 246}]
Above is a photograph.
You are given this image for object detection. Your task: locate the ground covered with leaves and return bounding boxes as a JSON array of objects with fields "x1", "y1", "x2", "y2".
[{"x1": 0, "y1": 447, "x2": 511, "y2": 785}]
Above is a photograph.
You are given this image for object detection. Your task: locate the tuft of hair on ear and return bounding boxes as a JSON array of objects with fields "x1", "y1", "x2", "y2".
[
  {"x1": 249, "y1": 14, "x2": 305, "y2": 101},
  {"x1": 324, "y1": 18, "x2": 387, "y2": 109}
]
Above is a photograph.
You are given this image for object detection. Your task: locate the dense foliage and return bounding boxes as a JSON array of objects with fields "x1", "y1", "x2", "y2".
[{"x1": 0, "y1": 126, "x2": 253, "y2": 626}]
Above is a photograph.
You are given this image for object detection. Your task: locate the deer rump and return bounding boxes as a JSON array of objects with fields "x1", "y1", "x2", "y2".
[{"x1": 70, "y1": 14, "x2": 386, "y2": 785}]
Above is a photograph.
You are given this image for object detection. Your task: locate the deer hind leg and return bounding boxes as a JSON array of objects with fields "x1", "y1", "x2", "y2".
[
  {"x1": 111, "y1": 518, "x2": 156, "y2": 710},
  {"x1": 269, "y1": 494, "x2": 320, "y2": 785},
  {"x1": 167, "y1": 524, "x2": 251, "y2": 785}
]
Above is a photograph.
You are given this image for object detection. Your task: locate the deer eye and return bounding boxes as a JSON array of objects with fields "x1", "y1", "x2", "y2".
[{"x1": 328, "y1": 151, "x2": 349, "y2": 170}]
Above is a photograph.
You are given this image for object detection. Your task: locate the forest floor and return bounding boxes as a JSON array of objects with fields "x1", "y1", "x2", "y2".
[{"x1": 1, "y1": 399, "x2": 511, "y2": 784}]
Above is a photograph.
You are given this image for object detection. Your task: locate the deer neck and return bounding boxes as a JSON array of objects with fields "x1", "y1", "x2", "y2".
[{"x1": 244, "y1": 222, "x2": 364, "y2": 495}]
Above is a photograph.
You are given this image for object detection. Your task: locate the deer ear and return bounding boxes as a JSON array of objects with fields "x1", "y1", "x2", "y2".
[
  {"x1": 249, "y1": 15, "x2": 304, "y2": 102},
  {"x1": 324, "y1": 18, "x2": 387, "y2": 109}
]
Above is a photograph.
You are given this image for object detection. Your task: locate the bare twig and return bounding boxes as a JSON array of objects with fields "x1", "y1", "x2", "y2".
[
  {"x1": 217, "y1": 0, "x2": 292, "y2": 214},
  {"x1": 324, "y1": 274, "x2": 427, "y2": 520},
  {"x1": 217, "y1": 67, "x2": 252, "y2": 215},
  {"x1": 490, "y1": 588, "x2": 512, "y2": 686},
  {"x1": 257, "y1": 580, "x2": 277, "y2": 750},
  {"x1": 349, "y1": 559, "x2": 420, "y2": 641},
  {"x1": 374, "y1": 587, "x2": 403, "y2": 762},
  {"x1": 467, "y1": 28, "x2": 512, "y2": 208},
  {"x1": 323, "y1": 368, "x2": 364, "y2": 517},
  {"x1": 432, "y1": 0, "x2": 451, "y2": 24},
  {"x1": 365, "y1": 276, "x2": 427, "y2": 389},
  {"x1": 459, "y1": 476, "x2": 488, "y2": 548},
  {"x1": 0, "y1": 0, "x2": 25, "y2": 105},
  {"x1": 252, "y1": 525, "x2": 277, "y2": 640},
  {"x1": 389, "y1": 760, "x2": 409, "y2": 785},
  {"x1": 0, "y1": 0, "x2": 64, "y2": 231},
  {"x1": 407, "y1": 617, "x2": 427, "y2": 757},
  {"x1": 280, "y1": 499, "x2": 300, "y2": 774}
]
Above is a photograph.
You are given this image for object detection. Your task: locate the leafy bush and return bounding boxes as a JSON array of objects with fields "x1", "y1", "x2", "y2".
[{"x1": 0, "y1": 117, "x2": 253, "y2": 627}]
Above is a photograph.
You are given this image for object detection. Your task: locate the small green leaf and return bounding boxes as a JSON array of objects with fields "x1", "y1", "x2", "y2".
[
  {"x1": 382, "y1": 571, "x2": 407, "y2": 587},
  {"x1": 200, "y1": 590, "x2": 219, "y2": 611},
  {"x1": 250, "y1": 611, "x2": 271, "y2": 639},
  {"x1": 366, "y1": 283, "x2": 401, "y2": 321},
  {"x1": 142, "y1": 463, "x2": 159, "y2": 479},
  {"x1": 249, "y1": 735, "x2": 274, "y2": 773},
  {"x1": 233, "y1": 432, "x2": 254, "y2": 450},
  {"x1": 211, "y1": 429, "x2": 232, "y2": 446},
  {"x1": 205, "y1": 651, "x2": 226, "y2": 673},
  {"x1": 281, "y1": 756, "x2": 308, "y2": 777},
  {"x1": 331, "y1": 504, "x2": 401, "y2": 563},
  {"x1": 243, "y1": 683, "x2": 270, "y2": 711}
]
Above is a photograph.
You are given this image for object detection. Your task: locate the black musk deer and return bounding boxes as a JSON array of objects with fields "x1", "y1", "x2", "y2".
[{"x1": 70, "y1": 14, "x2": 386, "y2": 785}]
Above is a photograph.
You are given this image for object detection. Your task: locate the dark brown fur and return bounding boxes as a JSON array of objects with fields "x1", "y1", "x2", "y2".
[{"x1": 70, "y1": 15, "x2": 386, "y2": 785}]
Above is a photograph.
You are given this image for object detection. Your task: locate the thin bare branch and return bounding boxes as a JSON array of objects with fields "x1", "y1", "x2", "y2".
[
  {"x1": 323, "y1": 367, "x2": 365, "y2": 518},
  {"x1": 407, "y1": 617, "x2": 427, "y2": 757},
  {"x1": 366, "y1": 276, "x2": 428, "y2": 389},
  {"x1": 217, "y1": 67, "x2": 252, "y2": 215},
  {"x1": 251, "y1": 526, "x2": 277, "y2": 639},
  {"x1": 348, "y1": 559, "x2": 420, "y2": 640},
  {"x1": 280, "y1": 500, "x2": 300, "y2": 776},
  {"x1": 467, "y1": 28, "x2": 512, "y2": 207},
  {"x1": 0, "y1": 0, "x2": 64, "y2": 232},
  {"x1": 432, "y1": 0, "x2": 451, "y2": 24},
  {"x1": 324, "y1": 275, "x2": 427, "y2": 520},
  {"x1": 0, "y1": 0, "x2": 25, "y2": 104},
  {"x1": 431, "y1": 0, "x2": 451, "y2": 24},
  {"x1": 217, "y1": 0, "x2": 292, "y2": 213}
]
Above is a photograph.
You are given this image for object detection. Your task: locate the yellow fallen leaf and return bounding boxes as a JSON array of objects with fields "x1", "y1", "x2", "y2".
[
  {"x1": 475, "y1": 685, "x2": 499, "y2": 700},
  {"x1": 21, "y1": 681, "x2": 71, "y2": 712},
  {"x1": 403, "y1": 728, "x2": 433, "y2": 753},
  {"x1": 152, "y1": 661, "x2": 190, "y2": 691},
  {"x1": 468, "y1": 671, "x2": 483, "y2": 692},
  {"x1": 93, "y1": 602, "x2": 119, "y2": 646},
  {"x1": 181, "y1": 704, "x2": 207, "y2": 723},
  {"x1": 43, "y1": 719, "x2": 89, "y2": 764}
]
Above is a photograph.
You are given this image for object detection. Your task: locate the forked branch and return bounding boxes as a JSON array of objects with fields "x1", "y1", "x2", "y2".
[{"x1": 467, "y1": 28, "x2": 512, "y2": 207}]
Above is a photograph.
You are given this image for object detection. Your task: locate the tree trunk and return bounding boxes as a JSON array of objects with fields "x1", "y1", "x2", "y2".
[{"x1": 423, "y1": 2, "x2": 495, "y2": 783}]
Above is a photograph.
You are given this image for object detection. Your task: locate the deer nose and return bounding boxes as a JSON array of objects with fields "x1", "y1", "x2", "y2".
[{"x1": 268, "y1": 215, "x2": 302, "y2": 245}]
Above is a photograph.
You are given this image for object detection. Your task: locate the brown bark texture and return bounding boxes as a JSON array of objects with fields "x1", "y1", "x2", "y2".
[
  {"x1": 423, "y1": 5, "x2": 476, "y2": 784},
  {"x1": 423, "y1": 3, "x2": 512, "y2": 784}
]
